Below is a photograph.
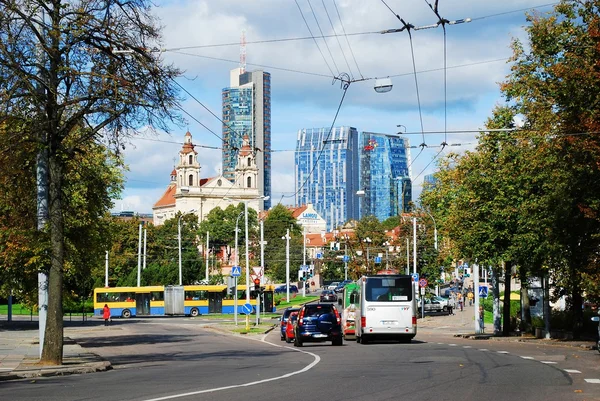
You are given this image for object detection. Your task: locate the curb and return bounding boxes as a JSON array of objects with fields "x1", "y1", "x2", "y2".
[
  {"x1": 0, "y1": 361, "x2": 112, "y2": 382},
  {"x1": 453, "y1": 333, "x2": 596, "y2": 350}
]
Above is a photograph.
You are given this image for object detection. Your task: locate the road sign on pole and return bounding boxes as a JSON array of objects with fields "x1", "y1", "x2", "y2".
[
  {"x1": 231, "y1": 266, "x2": 241, "y2": 277},
  {"x1": 478, "y1": 286, "x2": 489, "y2": 298},
  {"x1": 419, "y1": 278, "x2": 428, "y2": 288},
  {"x1": 411, "y1": 273, "x2": 419, "y2": 283},
  {"x1": 242, "y1": 303, "x2": 253, "y2": 314}
]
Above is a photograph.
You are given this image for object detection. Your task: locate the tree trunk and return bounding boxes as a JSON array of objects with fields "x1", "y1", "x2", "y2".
[
  {"x1": 41, "y1": 151, "x2": 64, "y2": 365},
  {"x1": 502, "y1": 261, "x2": 512, "y2": 336},
  {"x1": 572, "y1": 275, "x2": 584, "y2": 340},
  {"x1": 543, "y1": 274, "x2": 551, "y2": 339},
  {"x1": 520, "y1": 282, "x2": 531, "y2": 333},
  {"x1": 491, "y1": 265, "x2": 501, "y2": 336}
]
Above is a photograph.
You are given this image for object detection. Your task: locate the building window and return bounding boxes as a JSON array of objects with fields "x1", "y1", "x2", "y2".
[
  {"x1": 188, "y1": 155, "x2": 193, "y2": 165},
  {"x1": 247, "y1": 157, "x2": 251, "y2": 167},
  {"x1": 189, "y1": 174, "x2": 193, "y2": 186},
  {"x1": 247, "y1": 176, "x2": 252, "y2": 188}
]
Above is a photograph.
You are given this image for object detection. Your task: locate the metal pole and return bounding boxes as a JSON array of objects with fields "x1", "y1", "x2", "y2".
[
  {"x1": 406, "y1": 238, "x2": 409, "y2": 275},
  {"x1": 344, "y1": 242, "x2": 348, "y2": 281},
  {"x1": 257, "y1": 219, "x2": 264, "y2": 326},
  {"x1": 245, "y1": 201, "x2": 250, "y2": 331},
  {"x1": 143, "y1": 228, "x2": 147, "y2": 270},
  {"x1": 105, "y1": 251, "x2": 109, "y2": 287},
  {"x1": 285, "y1": 229, "x2": 290, "y2": 303},
  {"x1": 302, "y1": 226, "x2": 306, "y2": 297},
  {"x1": 178, "y1": 217, "x2": 182, "y2": 286},
  {"x1": 205, "y1": 231, "x2": 210, "y2": 282},
  {"x1": 474, "y1": 263, "x2": 481, "y2": 334},
  {"x1": 412, "y1": 218, "x2": 417, "y2": 275},
  {"x1": 234, "y1": 214, "x2": 240, "y2": 326},
  {"x1": 137, "y1": 223, "x2": 142, "y2": 287}
]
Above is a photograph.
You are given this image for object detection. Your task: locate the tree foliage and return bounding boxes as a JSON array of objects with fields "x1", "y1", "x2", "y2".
[{"x1": 0, "y1": 0, "x2": 181, "y2": 363}]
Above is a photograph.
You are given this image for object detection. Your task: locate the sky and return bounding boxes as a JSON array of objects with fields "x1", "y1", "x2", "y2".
[{"x1": 113, "y1": 0, "x2": 557, "y2": 214}]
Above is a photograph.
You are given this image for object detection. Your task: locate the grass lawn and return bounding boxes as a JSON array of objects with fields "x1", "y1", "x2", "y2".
[{"x1": 276, "y1": 295, "x2": 319, "y2": 310}]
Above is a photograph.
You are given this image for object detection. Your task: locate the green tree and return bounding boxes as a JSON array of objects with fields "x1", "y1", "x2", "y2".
[
  {"x1": 0, "y1": 0, "x2": 181, "y2": 364},
  {"x1": 262, "y1": 204, "x2": 302, "y2": 283}
]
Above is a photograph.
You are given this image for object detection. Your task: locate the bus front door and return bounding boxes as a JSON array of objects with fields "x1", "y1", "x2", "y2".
[
  {"x1": 208, "y1": 292, "x2": 223, "y2": 314},
  {"x1": 136, "y1": 293, "x2": 151, "y2": 316}
]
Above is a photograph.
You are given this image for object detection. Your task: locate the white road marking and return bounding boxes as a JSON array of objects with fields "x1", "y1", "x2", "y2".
[
  {"x1": 585, "y1": 379, "x2": 600, "y2": 384},
  {"x1": 564, "y1": 369, "x2": 581, "y2": 374},
  {"x1": 463, "y1": 346, "x2": 472, "y2": 348},
  {"x1": 140, "y1": 335, "x2": 320, "y2": 401},
  {"x1": 497, "y1": 351, "x2": 509, "y2": 354},
  {"x1": 540, "y1": 361, "x2": 557, "y2": 364},
  {"x1": 478, "y1": 349, "x2": 488, "y2": 351},
  {"x1": 449, "y1": 344, "x2": 457, "y2": 346},
  {"x1": 520, "y1": 356, "x2": 534, "y2": 360}
]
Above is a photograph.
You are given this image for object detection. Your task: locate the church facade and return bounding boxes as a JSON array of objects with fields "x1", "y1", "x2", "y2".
[{"x1": 153, "y1": 131, "x2": 261, "y2": 225}]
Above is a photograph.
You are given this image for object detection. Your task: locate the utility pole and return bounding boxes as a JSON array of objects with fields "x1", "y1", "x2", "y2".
[
  {"x1": 143, "y1": 227, "x2": 147, "y2": 270},
  {"x1": 284, "y1": 229, "x2": 291, "y2": 303},
  {"x1": 104, "y1": 251, "x2": 109, "y2": 287},
  {"x1": 137, "y1": 222, "x2": 142, "y2": 287},
  {"x1": 205, "y1": 231, "x2": 210, "y2": 282}
]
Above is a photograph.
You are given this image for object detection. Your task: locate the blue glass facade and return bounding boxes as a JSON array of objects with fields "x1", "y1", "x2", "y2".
[
  {"x1": 360, "y1": 132, "x2": 412, "y2": 220},
  {"x1": 295, "y1": 127, "x2": 360, "y2": 231},
  {"x1": 222, "y1": 70, "x2": 271, "y2": 209}
]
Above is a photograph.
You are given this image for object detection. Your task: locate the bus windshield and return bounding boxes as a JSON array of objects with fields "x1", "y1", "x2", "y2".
[{"x1": 365, "y1": 276, "x2": 412, "y2": 302}]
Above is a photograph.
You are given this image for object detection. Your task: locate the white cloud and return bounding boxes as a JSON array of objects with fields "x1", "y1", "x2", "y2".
[{"x1": 115, "y1": 0, "x2": 555, "y2": 214}]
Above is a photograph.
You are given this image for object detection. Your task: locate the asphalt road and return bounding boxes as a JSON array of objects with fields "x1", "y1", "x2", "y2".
[{"x1": 3, "y1": 318, "x2": 600, "y2": 401}]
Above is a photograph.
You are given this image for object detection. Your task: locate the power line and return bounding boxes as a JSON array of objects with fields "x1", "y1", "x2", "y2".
[
  {"x1": 295, "y1": 0, "x2": 336, "y2": 77},
  {"x1": 307, "y1": 0, "x2": 340, "y2": 75},
  {"x1": 333, "y1": 0, "x2": 363, "y2": 79},
  {"x1": 322, "y1": 0, "x2": 354, "y2": 79}
]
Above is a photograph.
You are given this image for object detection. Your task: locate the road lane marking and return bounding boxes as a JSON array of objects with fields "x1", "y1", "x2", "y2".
[
  {"x1": 585, "y1": 379, "x2": 600, "y2": 384},
  {"x1": 520, "y1": 356, "x2": 534, "y2": 360},
  {"x1": 478, "y1": 349, "x2": 488, "y2": 351},
  {"x1": 449, "y1": 344, "x2": 457, "y2": 346},
  {"x1": 497, "y1": 351, "x2": 509, "y2": 354},
  {"x1": 140, "y1": 334, "x2": 320, "y2": 401},
  {"x1": 564, "y1": 369, "x2": 581, "y2": 374},
  {"x1": 540, "y1": 361, "x2": 557, "y2": 364},
  {"x1": 463, "y1": 346, "x2": 472, "y2": 349}
]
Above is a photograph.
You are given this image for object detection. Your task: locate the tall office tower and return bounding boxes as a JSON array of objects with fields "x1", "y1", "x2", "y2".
[
  {"x1": 360, "y1": 132, "x2": 412, "y2": 220},
  {"x1": 222, "y1": 68, "x2": 271, "y2": 209},
  {"x1": 295, "y1": 127, "x2": 360, "y2": 231}
]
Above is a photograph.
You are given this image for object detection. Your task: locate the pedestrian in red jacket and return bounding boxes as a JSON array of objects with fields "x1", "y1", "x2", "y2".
[{"x1": 103, "y1": 304, "x2": 111, "y2": 326}]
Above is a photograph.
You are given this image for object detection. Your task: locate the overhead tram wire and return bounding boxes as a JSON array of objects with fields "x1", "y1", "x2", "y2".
[
  {"x1": 379, "y1": 0, "x2": 427, "y2": 160},
  {"x1": 295, "y1": 0, "x2": 336, "y2": 77},
  {"x1": 306, "y1": 0, "x2": 340, "y2": 76},
  {"x1": 322, "y1": 0, "x2": 354, "y2": 79},
  {"x1": 422, "y1": 0, "x2": 451, "y2": 147},
  {"x1": 333, "y1": 0, "x2": 363, "y2": 79}
]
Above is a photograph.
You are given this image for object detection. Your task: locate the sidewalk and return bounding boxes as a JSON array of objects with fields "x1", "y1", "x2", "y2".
[
  {"x1": 0, "y1": 319, "x2": 111, "y2": 381},
  {"x1": 418, "y1": 303, "x2": 596, "y2": 350}
]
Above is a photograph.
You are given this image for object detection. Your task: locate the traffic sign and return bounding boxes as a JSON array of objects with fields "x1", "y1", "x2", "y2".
[
  {"x1": 479, "y1": 286, "x2": 489, "y2": 298},
  {"x1": 374, "y1": 256, "x2": 382, "y2": 264},
  {"x1": 231, "y1": 266, "x2": 241, "y2": 277},
  {"x1": 300, "y1": 264, "x2": 309, "y2": 271},
  {"x1": 252, "y1": 267, "x2": 262, "y2": 277},
  {"x1": 419, "y1": 278, "x2": 428, "y2": 288},
  {"x1": 316, "y1": 253, "x2": 323, "y2": 259},
  {"x1": 411, "y1": 273, "x2": 419, "y2": 282},
  {"x1": 343, "y1": 255, "x2": 350, "y2": 263},
  {"x1": 242, "y1": 303, "x2": 253, "y2": 314}
]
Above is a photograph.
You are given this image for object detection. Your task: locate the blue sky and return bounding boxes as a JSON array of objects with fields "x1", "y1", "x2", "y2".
[{"x1": 114, "y1": 0, "x2": 555, "y2": 214}]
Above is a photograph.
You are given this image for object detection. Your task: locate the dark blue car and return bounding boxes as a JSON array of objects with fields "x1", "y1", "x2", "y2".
[{"x1": 275, "y1": 285, "x2": 299, "y2": 294}]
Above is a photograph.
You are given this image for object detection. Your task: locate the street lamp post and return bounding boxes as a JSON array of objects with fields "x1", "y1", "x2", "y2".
[
  {"x1": 234, "y1": 211, "x2": 243, "y2": 325},
  {"x1": 224, "y1": 195, "x2": 269, "y2": 331},
  {"x1": 363, "y1": 237, "x2": 372, "y2": 272},
  {"x1": 178, "y1": 209, "x2": 196, "y2": 286},
  {"x1": 424, "y1": 210, "x2": 438, "y2": 250},
  {"x1": 283, "y1": 228, "x2": 291, "y2": 303}
]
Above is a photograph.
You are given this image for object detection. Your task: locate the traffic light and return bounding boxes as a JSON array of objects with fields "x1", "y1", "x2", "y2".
[
  {"x1": 309, "y1": 266, "x2": 314, "y2": 278},
  {"x1": 253, "y1": 278, "x2": 260, "y2": 291}
]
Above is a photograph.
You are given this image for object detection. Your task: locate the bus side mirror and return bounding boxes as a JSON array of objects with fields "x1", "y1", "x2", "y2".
[{"x1": 591, "y1": 316, "x2": 599, "y2": 322}]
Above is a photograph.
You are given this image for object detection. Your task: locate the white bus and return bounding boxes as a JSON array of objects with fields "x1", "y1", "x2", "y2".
[{"x1": 353, "y1": 273, "x2": 417, "y2": 344}]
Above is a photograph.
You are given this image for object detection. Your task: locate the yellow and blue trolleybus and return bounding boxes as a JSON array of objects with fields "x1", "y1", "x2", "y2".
[{"x1": 94, "y1": 284, "x2": 275, "y2": 318}]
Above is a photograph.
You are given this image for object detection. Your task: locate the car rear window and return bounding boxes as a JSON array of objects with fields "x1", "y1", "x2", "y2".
[{"x1": 303, "y1": 305, "x2": 333, "y2": 317}]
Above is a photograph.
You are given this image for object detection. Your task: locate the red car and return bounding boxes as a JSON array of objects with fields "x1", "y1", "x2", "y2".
[{"x1": 285, "y1": 312, "x2": 299, "y2": 343}]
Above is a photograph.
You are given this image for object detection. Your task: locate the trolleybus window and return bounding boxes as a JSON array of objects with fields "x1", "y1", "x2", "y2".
[{"x1": 365, "y1": 277, "x2": 412, "y2": 302}]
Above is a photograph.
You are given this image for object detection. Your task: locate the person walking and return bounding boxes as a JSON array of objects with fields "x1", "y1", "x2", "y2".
[
  {"x1": 102, "y1": 304, "x2": 111, "y2": 326},
  {"x1": 479, "y1": 306, "x2": 485, "y2": 333},
  {"x1": 467, "y1": 291, "x2": 474, "y2": 306},
  {"x1": 457, "y1": 293, "x2": 463, "y2": 312}
]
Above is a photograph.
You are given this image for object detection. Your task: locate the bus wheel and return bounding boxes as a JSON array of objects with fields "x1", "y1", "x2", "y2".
[
  {"x1": 360, "y1": 335, "x2": 369, "y2": 344},
  {"x1": 121, "y1": 309, "x2": 131, "y2": 318},
  {"x1": 190, "y1": 308, "x2": 199, "y2": 317}
]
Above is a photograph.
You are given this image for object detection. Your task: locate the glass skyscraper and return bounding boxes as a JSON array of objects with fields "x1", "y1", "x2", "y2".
[
  {"x1": 295, "y1": 127, "x2": 360, "y2": 231},
  {"x1": 222, "y1": 68, "x2": 271, "y2": 209},
  {"x1": 360, "y1": 132, "x2": 412, "y2": 220}
]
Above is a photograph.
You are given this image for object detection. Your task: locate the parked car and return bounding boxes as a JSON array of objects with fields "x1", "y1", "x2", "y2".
[
  {"x1": 280, "y1": 307, "x2": 300, "y2": 341},
  {"x1": 294, "y1": 303, "x2": 343, "y2": 347},
  {"x1": 333, "y1": 280, "x2": 353, "y2": 293},
  {"x1": 320, "y1": 290, "x2": 338, "y2": 302},
  {"x1": 275, "y1": 285, "x2": 299, "y2": 294},
  {"x1": 421, "y1": 296, "x2": 450, "y2": 313},
  {"x1": 327, "y1": 282, "x2": 340, "y2": 290},
  {"x1": 285, "y1": 312, "x2": 299, "y2": 343}
]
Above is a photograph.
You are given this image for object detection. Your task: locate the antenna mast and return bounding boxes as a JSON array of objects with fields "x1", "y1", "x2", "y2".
[{"x1": 240, "y1": 29, "x2": 246, "y2": 74}]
